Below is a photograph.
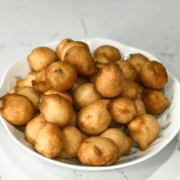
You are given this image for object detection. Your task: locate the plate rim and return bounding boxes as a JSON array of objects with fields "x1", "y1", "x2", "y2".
[{"x1": 1, "y1": 38, "x2": 180, "y2": 171}]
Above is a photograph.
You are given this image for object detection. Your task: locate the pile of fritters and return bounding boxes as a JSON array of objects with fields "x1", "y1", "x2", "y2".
[{"x1": 0, "y1": 38, "x2": 168, "y2": 166}]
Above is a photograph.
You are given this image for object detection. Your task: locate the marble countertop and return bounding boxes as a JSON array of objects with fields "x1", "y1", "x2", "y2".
[{"x1": 1, "y1": 0, "x2": 180, "y2": 179}]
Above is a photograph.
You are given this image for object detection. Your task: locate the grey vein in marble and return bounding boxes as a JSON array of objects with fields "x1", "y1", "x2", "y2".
[
  {"x1": 80, "y1": 18, "x2": 88, "y2": 37},
  {"x1": 116, "y1": 169, "x2": 129, "y2": 180}
]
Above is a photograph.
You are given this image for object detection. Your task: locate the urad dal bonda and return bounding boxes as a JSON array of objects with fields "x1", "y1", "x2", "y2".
[
  {"x1": 60, "y1": 41, "x2": 90, "y2": 61},
  {"x1": 77, "y1": 136, "x2": 119, "y2": 166},
  {"x1": 119, "y1": 80, "x2": 139, "y2": 100},
  {"x1": 64, "y1": 45, "x2": 97, "y2": 76},
  {"x1": 143, "y1": 89, "x2": 168, "y2": 114},
  {"x1": 46, "y1": 61, "x2": 77, "y2": 91},
  {"x1": 25, "y1": 114, "x2": 46, "y2": 145},
  {"x1": 95, "y1": 63, "x2": 124, "y2": 98},
  {"x1": 11, "y1": 86, "x2": 40, "y2": 112},
  {"x1": 55, "y1": 38, "x2": 74, "y2": 61},
  {"x1": 128, "y1": 53, "x2": 150, "y2": 73},
  {"x1": 139, "y1": 61, "x2": 168, "y2": 89},
  {"x1": 39, "y1": 94, "x2": 74, "y2": 127},
  {"x1": 94, "y1": 45, "x2": 121, "y2": 63},
  {"x1": 58, "y1": 126, "x2": 87, "y2": 159},
  {"x1": 28, "y1": 47, "x2": 58, "y2": 72},
  {"x1": 77, "y1": 99, "x2": 112, "y2": 135},
  {"x1": 128, "y1": 114, "x2": 159, "y2": 151},
  {"x1": 73, "y1": 83, "x2": 102, "y2": 110},
  {"x1": 100, "y1": 128, "x2": 132, "y2": 155},
  {"x1": 0, "y1": 94, "x2": 35, "y2": 126},
  {"x1": 109, "y1": 97, "x2": 138, "y2": 124},
  {"x1": 116, "y1": 60, "x2": 138, "y2": 82},
  {"x1": 35, "y1": 123, "x2": 63, "y2": 159},
  {"x1": 0, "y1": 38, "x2": 170, "y2": 166}
]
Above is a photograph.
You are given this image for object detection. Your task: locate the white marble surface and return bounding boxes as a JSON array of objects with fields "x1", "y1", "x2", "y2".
[{"x1": 1, "y1": 0, "x2": 180, "y2": 179}]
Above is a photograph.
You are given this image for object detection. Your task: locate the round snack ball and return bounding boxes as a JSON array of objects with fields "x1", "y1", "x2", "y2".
[
  {"x1": 35, "y1": 123, "x2": 63, "y2": 159},
  {"x1": 25, "y1": 114, "x2": 46, "y2": 145},
  {"x1": 94, "y1": 45, "x2": 121, "y2": 63},
  {"x1": 28, "y1": 47, "x2": 58, "y2": 72},
  {"x1": 109, "y1": 97, "x2": 138, "y2": 124},
  {"x1": 128, "y1": 114, "x2": 159, "y2": 151},
  {"x1": 39, "y1": 94, "x2": 74, "y2": 127},
  {"x1": 64, "y1": 46, "x2": 97, "y2": 76},
  {"x1": 13, "y1": 86, "x2": 40, "y2": 112},
  {"x1": 119, "y1": 80, "x2": 139, "y2": 100},
  {"x1": 95, "y1": 63, "x2": 124, "y2": 98},
  {"x1": 139, "y1": 61, "x2": 168, "y2": 89},
  {"x1": 58, "y1": 126, "x2": 85, "y2": 159},
  {"x1": 142, "y1": 89, "x2": 168, "y2": 114},
  {"x1": 55, "y1": 38, "x2": 74, "y2": 60},
  {"x1": 73, "y1": 83, "x2": 102, "y2": 110},
  {"x1": 77, "y1": 99, "x2": 112, "y2": 135},
  {"x1": 0, "y1": 94, "x2": 35, "y2": 126},
  {"x1": 100, "y1": 128, "x2": 133, "y2": 155},
  {"x1": 46, "y1": 61, "x2": 77, "y2": 91},
  {"x1": 116, "y1": 60, "x2": 138, "y2": 82},
  {"x1": 128, "y1": 53, "x2": 150, "y2": 73},
  {"x1": 60, "y1": 41, "x2": 90, "y2": 61},
  {"x1": 78, "y1": 136, "x2": 119, "y2": 166}
]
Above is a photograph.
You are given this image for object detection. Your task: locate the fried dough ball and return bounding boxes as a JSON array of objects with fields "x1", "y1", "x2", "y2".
[
  {"x1": 58, "y1": 126, "x2": 85, "y2": 159},
  {"x1": 73, "y1": 83, "x2": 102, "y2": 110},
  {"x1": 45, "y1": 61, "x2": 77, "y2": 91},
  {"x1": 16, "y1": 72, "x2": 39, "y2": 87},
  {"x1": 134, "y1": 98, "x2": 146, "y2": 115},
  {"x1": 128, "y1": 114, "x2": 159, "y2": 151},
  {"x1": 39, "y1": 94, "x2": 74, "y2": 127},
  {"x1": 93, "y1": 53, "x2": 111, "y2": 64},
  {"x1": 35, "y1": 123, "x2": 63, "y2": 159},
  {"x1": 78, "y1": 136, "x2": 119, "y2": 166},
  {"x1": 139, "y1": 61, "x2": 168, "y2": 89},
  {"x1": 100, "y1": 128, "x2": 132, "y2": 155},
  {"x1": 32, "y1": 69, "x2": 52, "y2": 94},
  {"x1": 55, "y1": 38, "x2": 74, "y2": 60},
  {"x1": 116, "y1": 60, "x2": 138, "y2": 82},
  {"x1": 0, "y1": 94, "x2": 35, "y2": 126},
  {"x1": 77, "y1": 99, "x2": 112, "y2": 135},
  {"x1": 61, "y1": 41, "x2": 90, "y2": 61},
  {"x1": 44, "y1": 88, "x2": 73, "y2": 104},
  {"x1": 28, "y1": 47, "x2": 58, "y2": 72},
  {"x1": 95, "y1": 63, "x2": 124, "y2": 98},
  {"x1": 68, "y1": 77, "x2": 88, "y2": 95},
  {"x1": 128, "y1": 53, "x2": 150, "y2": 73},
  {"x1": 64, "y1": 46, "x2": 97, "y2": 76},
  {"x1": 119, "y1": 80, "x2": 139, "y2": 100},
  {"x1": 109, "y1": 97, "x2": 138, "y2": 124},
  {"x1": 25, "y1": 114, "x2": 46, "y2": 145},
  {"x1": 94, "y1": 45, "x2": 121, "y2": 63},
  {"x1": 142, "y1": 89, "x2": 168, "y2": 114},
  {"x1": 12, "y1": 86, "x2": 40, "y2": 112}
]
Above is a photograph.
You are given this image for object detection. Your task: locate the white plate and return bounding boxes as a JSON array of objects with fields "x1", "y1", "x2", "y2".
[{"x1": 1, "y1": 38, "x2": 180, "y2": 171}]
